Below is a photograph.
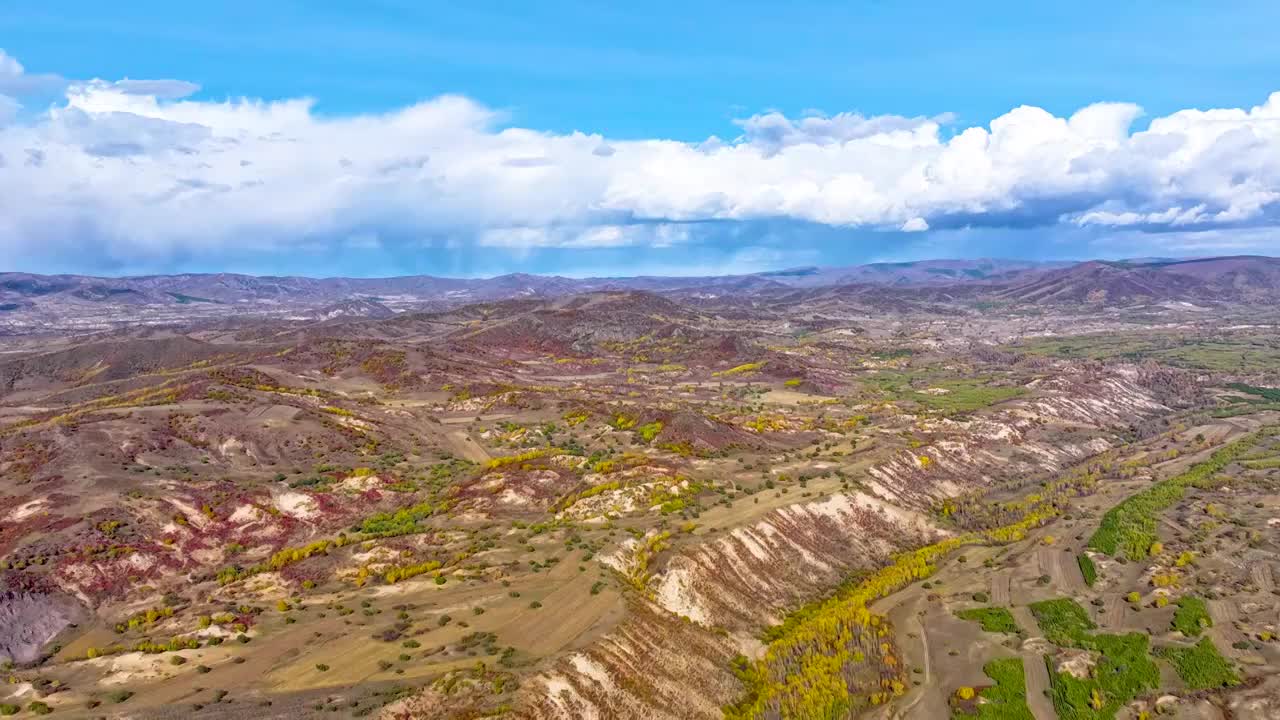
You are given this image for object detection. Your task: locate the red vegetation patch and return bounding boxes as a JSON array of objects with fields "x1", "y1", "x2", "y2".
[
  {"x1": 451, "y1": 460, "x2": 583, "y2": 517},
  {"x1": 0, "y1": 439, "x2": 58, "y2": 482},
  {"x1": 657, "y1": 411, "x2": 764, "y2": 455}
]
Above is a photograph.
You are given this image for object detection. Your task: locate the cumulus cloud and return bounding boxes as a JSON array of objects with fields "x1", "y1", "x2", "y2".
[
  {"x1": 734, "y1": 110, "x2": 952, "y2": 155},
  {"x1": 0, "y1": 94, "x2": 18, "y2": 125},
  {"x1": 2, "y1": 47, "x2": 1280, "y2": 270},
  {"x1": 0, "y1": 50, "x2": 20, "y2": 81},
  {"x1": 0, "y1": 49, "x2": 65, "y2": 96}
]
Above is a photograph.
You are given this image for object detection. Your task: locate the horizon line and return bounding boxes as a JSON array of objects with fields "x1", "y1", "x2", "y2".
[{"x1": 2, "y1": 253, "x2": 1269, "y2": 283}]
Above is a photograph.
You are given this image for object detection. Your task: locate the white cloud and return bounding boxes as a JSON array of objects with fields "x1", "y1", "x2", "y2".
[
  {"x1": 0, "y1": 48, "x2": 66, "y2": 96},
  {"x1": 2, "y1": 47, "x2": 1280, "y2": 268},
  {"x1": 0, "y1": 50, "x2": 21, "y2": 78},
  {"x1": 733, "y1": 110, "x2": 951, "y2": 155},
  {"x1": 476, "y1": 224, "x2": 690, "y2": 249},
  {"x1": 108, "y1": 78, "x2": 202, "y2": 99},
  {"x1": 0, "y1": 95, "x2": 18, "y2": 126}
]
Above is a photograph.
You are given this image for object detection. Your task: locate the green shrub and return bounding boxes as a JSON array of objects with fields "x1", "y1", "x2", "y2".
[
  {"x1": 955, "y1": 657, "x2": 1034, "y2": 719},
  {"x1": 1227, "y1": 382, "x2": 1280, "y2": 402},
  {"x1": 1035, "y1": 598, "x2": 1159, "y2": 720},
  {"x1": 955, "y1": 607, "x2": 1020, "y2": 634},
  {"x1": 1157, "y1": 638, "x2": 1239, "y2": 689},
  {"x1": 636, "y1": 421, "x2": 664, "y2": 443},
  {"x1": 1046, "y1": 633, "x2": 1159, "y2": 720},
  {"x1": 1029, "y1": 598, "x2": 1095, "y2": 646},
  {"x1": 1076, "y1": 554, "x2": 1097, "y2": 587},
  {"x1": 1089, "y1": 431, "x2": 1267, "y2": 559},
  {"x1": 1171, "y1": 596, "x2": 1212, "y2": 637},
  {"x1": 357, "y1": 501, "x2": 439, "y2": 537}
]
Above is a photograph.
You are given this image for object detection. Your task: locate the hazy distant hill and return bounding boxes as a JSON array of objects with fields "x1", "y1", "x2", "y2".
[
  {"x1": 758, "y1": 258, "x2": 1070, "y2": 287},
  {"x1": 0, "y1": 259, "x2": 1065, "y2": 307},
  {"x1": 3, "y1": 256, "x2": 1279, "y2": 334},
  {"x1": 995, "y1": 256, "x2": 1280, "y2": 305}
]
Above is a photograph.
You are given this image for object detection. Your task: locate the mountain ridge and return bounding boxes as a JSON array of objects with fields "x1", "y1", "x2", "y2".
[{"x1": 3, "y1": 256, "x2": 1279, "y2": 335}]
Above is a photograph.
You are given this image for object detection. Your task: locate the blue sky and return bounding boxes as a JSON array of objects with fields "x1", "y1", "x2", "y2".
[
  {"x1": 2, "y1": 2, "x2": 1280, "y2": 277},
  {"x1": 8, "y1": 1, "x2": 1280, "y2": 138}
]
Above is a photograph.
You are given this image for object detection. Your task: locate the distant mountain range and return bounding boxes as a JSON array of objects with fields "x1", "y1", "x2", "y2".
[
  {"x1": 994, "y1": 256, "x2": 1280, "y2": 305},
  {"x1": 3, "y1": 256, "x2": 1279, "y2": 334},
  {"x1": 757, "y1": 258, "x2": 1072, "y2": 287},
  {"x1": 0, "y1": 258, "x2": 1084, "y2": 306}
]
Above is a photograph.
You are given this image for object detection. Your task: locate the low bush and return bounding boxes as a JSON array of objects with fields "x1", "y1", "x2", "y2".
[
  {"x1": 955, "y1": 607, "x2": 1020, "y2": 634},
  {"x1": 1171, "y1": 596, "x2": 1212, "y2": 637},
  {"x1": 953, "y1": 657, "x2": 1033, "y2": 720},
  {"x1": 1157, "y1": 638, "x2": 1239, "y2": 690},
  {"x1": 1077, "y1": 554, "x2": 1097, "y2": 587}
]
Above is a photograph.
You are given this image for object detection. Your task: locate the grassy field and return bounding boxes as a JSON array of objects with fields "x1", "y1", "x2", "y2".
[
  {"x1": 862, "y1": 370, "x2": 1025, "y2": 415},
  {"x1": 953, "y1": 658, "x2": 1034, "y2": 720},
  {"x1": 1029, "y1": 598, "x2": 1095, "y2": 646},
  {"x1": 1032, "y1": 598, "x2": 1159, "y2": 720},
  {"x1": 955, "y1": 607, "x2": 1020, "y2": 634},
  {"x1": 1171, "y1": 596, "x2": 1212, "y2": 637},
  {"x1": 1157, "y1": 638, "x2": 1240, "y2": 690},
  {"x1": 1010, "y1": 334, "x2": 1280, "y2": 372},
  {"x1": 1076, "y1": 554, "x2": 1097, "y2": 587}
]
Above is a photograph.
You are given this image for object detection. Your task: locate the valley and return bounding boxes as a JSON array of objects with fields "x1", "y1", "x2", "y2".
[{"x1": 1, "y1": 259, "x2": 1279, "y2": 719}]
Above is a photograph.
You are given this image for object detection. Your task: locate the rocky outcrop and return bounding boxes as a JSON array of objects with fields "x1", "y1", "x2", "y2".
[
  {"x1": 653, "y1": 492, "x2": 938, "y2": 629},
  {"x1": 0, "y1": 589, "x2": 83, "y2": 664},
  {"x1": 516, "y1": 599, "x2": 740, "y2": 720}
]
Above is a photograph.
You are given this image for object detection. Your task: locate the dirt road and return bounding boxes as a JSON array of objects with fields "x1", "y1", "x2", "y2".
[
  {"x1": 991, "y1": 570, "x2": 1012, "y2": 606},
  {"x1": 445, "y1": 430, "x2": 492, "y2": 463}
]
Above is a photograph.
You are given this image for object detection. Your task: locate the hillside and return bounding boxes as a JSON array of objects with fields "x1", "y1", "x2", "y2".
[
  {"x1": 996, "y1": 256, "x2": 1280, "y2": 306},
  {"x1": 5, "y1": 257, "x2": 1280, "y2": 335},
  {"x1": 1, "y1": 280, "x2": 1279, "y2": 719}
]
